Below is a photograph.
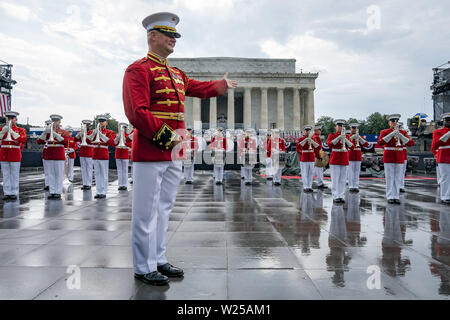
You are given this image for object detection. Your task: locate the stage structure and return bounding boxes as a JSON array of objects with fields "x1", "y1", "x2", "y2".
[
  {"x1": 169, "y1": 57, "x2": 318, "y2": 131},
  {"x1": 0, "y1": 60, "x2": 16, "y2": 117},
  {"x1": 431, "y1": 61, "x2": 450, "y2": 121}
]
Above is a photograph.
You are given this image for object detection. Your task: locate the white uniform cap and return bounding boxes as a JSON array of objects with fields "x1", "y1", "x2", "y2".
[
  {"x1": 82, "y1": 120, "x2": 93, "y2": 125},
  {"x1": 345, "y1": 130, "x2": 351, "y2": 134},
  {"x1": 303, "y1": 125, "x2": 313, "y2": 131},
  {"x1": 314, "y1": 125, "x2": 322, "y2": 130},
  {"x1": 349, "y1": 123, "x2": 360, "y2": 128},
  {"x1": 387, "y1": 114, "x2": 401, "y2": 121},
  {"x1": 334, "y1": 119, "x2": 347, "y2": 125},
  {"x1": 50, "y1": 114, "x2": 63, "y2": 121},
  {"x1": 65, "y1": 126, "x2": 73, "y2": 132},
  {"x1": 441, "y1": 112, "x2": 450, "y2": 120},
  {"x1": 45, "y1": 120, "x2": 52, "y2": 125},
  {"x1": 96, "y1": 115, "x2": 108, "y2": 122},
  {"x1": 5, "y1": 111, "x2": 19, "y2": 118},
  {"x1": 142, "y1": 12, "x2": 181, "y2": 38}
]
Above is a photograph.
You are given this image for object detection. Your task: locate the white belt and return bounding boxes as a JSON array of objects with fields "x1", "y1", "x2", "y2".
[
  {"x1": 332, "y1": 149, "x2": 348, "y2": 152},
  {"x1": 439, "y1": 146, "x2": 450, "y2": 150},
  {"x1": 302, "y1": 150, "x2": 314, "y2": 153},
  {"x1": 353, "y1": 148, "x2": 361, "y2": 151},
  {"x1": 1, "y1": 145, "x2": 20, "y2": 149},
  {"x1": 385, "y1": 147, "x2": 404, "y2": 151},
  {"x1": 95, "y1": 145, "x2": 109, "y2": 149},
  {"x1": 47, "y1": 144, "x2": 64, "y2": 147}
]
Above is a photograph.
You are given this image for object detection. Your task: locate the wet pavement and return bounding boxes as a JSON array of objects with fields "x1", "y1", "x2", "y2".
[{"x1": 0, "y1": 168, "x2": 448, "y2": 300}]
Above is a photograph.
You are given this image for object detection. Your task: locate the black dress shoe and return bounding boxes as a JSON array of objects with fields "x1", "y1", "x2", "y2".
[
  {"x1": 317, "y1": 184, "x2": 328, "y2": 190},
  {"x1": 394, "y1": 199, "x2": 401, "y2": 204},
  {"x1": 47, "y1": 194, "x2": 55, "y2": 199},
  {"x1": 399, "y1": 188, "x2": 406, "y2": 193},
  {"x1": 185, "y1": 181, "x2": 193, "y2": 185},
  {"x1": 2, "y1": 195, "x2": 11, "y2": 200},
  {"x1": 95, "y1": 194, "x2": 106, "y2": 199},
  {"x1": 241, "y1": 176, "x2": 245, "y2": 180},
  {"x1": 86, "y1": 186, "x2": 92, "y2": 190},
  {"x1": 333, "y1": 198, "x2": 343, "y2": 204},
  {"x1": 245, "y1": 182, "x2": 252, "y2": 186},
  {"x1": 9, "y1": 195, "x2": 17, "y2": 200},
  {"x1": 274, "y1": 182, "x2": 281, "y2": 186},
  {"x1": 215, "y1": 181, "x2": 222, "y2": 185},
  {"x1": 134, "y1": 272, "x2": 169, "y2": 286},
  {"x1": 267, "y1": 177, "x2": 273, "y2": 181},
  {"x1": 443, "y1": 200, "x2": 450, "y2": 205},
  {"x1": 44, "y1": 186, "x2": 49, "y2": 191},
  {"x1": 157, "y1": 263, "x2": 184, "y2": 278},
  {"x1": 388, "y1": 199, "x2": 395, "y2": 204},
  {"x1": 94, "y1": 194, "x2": 100, "y2": 199}
]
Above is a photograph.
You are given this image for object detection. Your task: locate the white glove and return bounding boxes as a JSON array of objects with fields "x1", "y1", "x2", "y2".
[
  {"x1": 75, "y1": 131, "x2": 82, "y2": 139},
  {"x1": 99, "y1": 133, "x2": 109, "y2": 143},
  {"x1": 114, "y1": 135, "x2": 120, "y2": 144},
  {"x1": 299, "y1": 138, "x2": 308, "y2": 147},
  {"x1": 397, "y1": 132, "x2": 410, "y2": 144},
  {"x1": 350, "y1": 134, "x2": 357, "y2": 141},
  {"x1": 383, "y1": 131, "x2": 396, "y2": 143},
  {"x1": 0, "y1": 126, "x2": 8, "y2": 134},
  {"x1": 53, "y1": 132, "x2": 64, "y2": 142},
  {"x1": 332, "y1": 136, "x2": 342, "y2": 145},
  {"x1": 345, "y1": 138, "x2": 353, "y2": 148},
  {"x1": 39, "y1": 132, "x2": 47, "y2": 140},
  {"x1": 359, "y1": 136, "x2": 367, "y2": 145},
  {"x1": 11, "y1": 131, "x2": 20, "y2": 140},
  {"x1": 88, "y1": 130, "x2": 97, "y2": 141},
  {"x1": 311, "y1": 139, "x2": 319, "y2": 148},
  {"x1": 440, "y1": 130, "x2": 450, "y2": 143},
  {"x1": 44, "y1": 126, "x2": 51, "y2": 134},
  {"x1": 128, "y1": 133, "x2": 134, "y2": 140}
]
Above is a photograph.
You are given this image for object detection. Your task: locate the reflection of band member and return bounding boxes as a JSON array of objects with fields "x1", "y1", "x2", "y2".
[
  {"x1": 347, "y1": 123, "x2": 369, "y2": 192},
  {"x1": 42, "y1": 120, "x2": 52, "y2": 191},
  {"x1": 398, "y1": 122, "x2": 414, "y2": 192},
  {"x1": 327, "y1": 204, "x2": 349, "y2": 286},
  {"x1": 431, "y1": 113, "x2": 450, "y2": 204},
  {"x1": 114, "y1": 124, "x2": 132, "y2": 190},
  {"x1": 377, "y1": 114, "x2": 414, "y2": 204},
  {"x1": 327, "y1": 119, "x2": 351, "y2": 203},
  {"x1": 37, "y1": 114, "x2": 68, "y2": 200},
  {"x1": 238, "y1": 129, "x2": 257, "y2": 185},
  {"x1": 267, "y1": 129, "x2": 286, "y2": 186},
  {"x1": 182, "y1": 128, "x2": 198, "y2": 184},
  {"x1": 88, "y1": 115, "x2": 116, "y2": 199},
  {"x1": 0, "y1": 111, "x2": 27, "y2": 201},
  {"x1": 211, "y1": 128, "x2": 227, "y2": 185},
  {"x1": 296, "y1": 125, "x2": 321, "y2": 193},
  {"x1": 123, "y1": 12, "x2": 237, "y2": 286},
  {"x1": 75, "y1": 120, "x2": 94, "y2": 190},
  {"x1": 65, "y1": 126, "x2": 77, "y2": 183},
  {"x1": 312, "y1": 126, "x2": 327, "y2": 190}
]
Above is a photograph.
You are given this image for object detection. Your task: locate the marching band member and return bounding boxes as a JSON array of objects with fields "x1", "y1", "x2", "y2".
[
  {"x1": 296, "y1": 125, "x2": 321, "y2": 193},
  {"x1": 37, "y1": 114, "x2": 68, "y2": 200},
  {"x1": 122, "y1": 12, "x2": 237, "y2": 286},
  {"x1": 432, "y1": 112, "x2": 450, "y2": 204},
  {"x1": 114, "y1": 123, "x2": 132, "y2": 190},
  {"x1": 327, "y1": 119, "x2": 353, "y2": 203},
  {"x1": 75, "y1": 120, "x2": 94, "y2": 190},
  {"x1": 398, "y1": 122, "x2": 415, "y2": 192},
  {"x1": 268, "y1": 129, "x2": 286, "y2": 186},
  {"x1": 88, "y1": 115, "x2": 116, "y2": 199},
  {"x1": 127, "y1": 125, "x2": 135, "y2": 184},
  {"x1": 432, "y1": 121, "x2": 441, "y2": 187},
  {"x1": 235, "y1": 129, "x2": 245, "y2": 179},
  {"x1": 0, "y1": 111, "x2": 27, "y2": 201},
  {"x1": 210, "y1": 127, "x2": 227, "y2": 185},
  {"x1": 65, "y1": 126, "x2": 78, "y2": 183},
  {"x1": 312, "y1": 125, "x2": 327, "y2": 190},
  {"x1": 182, "y1": 128, "x2": 198, "y2": 184},
  {"x1": 265, "y1": 131, "x2": 274, "y2": 180},
  {"x1": 42, "y1": 119, "x2": 51, "y2": 190},
  {"x1": 348, "y1": 123, "x2": 369, "y2": 192},
  {"x1": 238, "y1": 128, "x2": 257, "y2": 185},
  {"x1": 377, "y1": 114, "x2": 413, "y2": 204}
]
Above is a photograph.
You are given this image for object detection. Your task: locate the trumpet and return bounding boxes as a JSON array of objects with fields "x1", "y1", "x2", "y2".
[
  {"x1": 94, "y1": 122, "x2": 101, "y2": 144},
  {"x1": 3, "y1": 119, "x2": 13, "y2": 142},
  {"x1": 118, "y1": 122, "x2": 127, "y2": 148}
]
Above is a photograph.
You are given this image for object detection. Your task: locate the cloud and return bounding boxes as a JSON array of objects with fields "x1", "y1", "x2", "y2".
[{"x1": 0, "y1": 1, "x2": 32, "y2": 22}]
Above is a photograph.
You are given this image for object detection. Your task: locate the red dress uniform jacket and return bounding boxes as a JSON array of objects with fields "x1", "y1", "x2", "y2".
[
  {"x1": 377, "y1": 128, "x2": 412, "y2": 164},
  {"x1": 89, "y1": 128, "x2": 116, "y2": 161},
  {"x1": 402, "y1": 138, "x2": 415, "y2": 162},
  {"x1": 37, "y1": 128, "x2": 69, "y2": 161},
  {"x1": 181, "y1": 136, "x2": 199, "y2": 161},
  {"x1": 327, "y1": 132, "x2": 350, "y2": 166},
  {"x1": 0, "y1": 125, "x2": 27, "y2": 162},
  {"x1": 348, "y1": 136, "x2": 370, "y2": 162},
  {"x1": 210, "y1": 136, "x2": 227, "y2": 151},
  {"x1": 115, "y1": 132, "x2": 132, "y2": 160},
  {"x1": 75, "y1": 130, "x2": 94, "y2": 158},
  {"x1": 237, "y1": 137, "x2": 257, "y2": 157},
  {"x1": 432, "y1": 127, "x2": 450, "y2": 164},
  {"x1": 296, "y1": 136, "x2": 320, "y2": 162},
  {"x1": 267, "y1": 138, "x2": 286, "y2": 158},
  {"x1": 42, "y1": 145, "x2": 48, "y2": 160},
  {"x1": 122, "y1": 52, "x2": 228, "y2": 162},
  {"x1": 431, "y1": 129, "x2": 439, "y2": 159},
  {"x1": 66, "y1": 136, "x2": 78, "y2": 159}
]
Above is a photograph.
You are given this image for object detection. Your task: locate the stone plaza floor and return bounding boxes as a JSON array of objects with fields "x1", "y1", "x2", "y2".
[{"x1": 0, "y1": 168, "x2": 448, "y2": 300}]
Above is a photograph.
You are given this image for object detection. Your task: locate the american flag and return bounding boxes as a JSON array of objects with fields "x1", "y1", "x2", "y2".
[{"x1": 0, "y1": 94, "x2": 10, "y2": 117}]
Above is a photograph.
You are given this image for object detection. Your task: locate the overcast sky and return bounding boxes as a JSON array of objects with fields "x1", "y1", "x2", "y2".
[{"x1": 0, "y1": 0, "x2": 448, "y2": 127}]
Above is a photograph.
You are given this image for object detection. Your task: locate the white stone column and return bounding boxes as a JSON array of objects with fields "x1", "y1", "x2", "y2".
[
  {"x1": 260, "y1": 88, "x2": 268, "y2": 130},
  {"x1": 293, "y1": 88, "x2": 301, "y2": 130},
  {"x1": 227, "y1": 89, "x2": 235, "y2": 129},
  {"x1": 209, "y1": 97, "x2": 217, "y2": 129},
  {"x1": 305, "y1": 88, "x2": 315, "y2": 125},
  {"x1": 244, "y1": 87, "x2": 252, "y2": 129},
  {"x1": 300, "y1": 90, "x2": 306, "y2": 128},
  {"x1": 277, "y1": 88, "x2": 285, "y2": 129},
  {"x1": 193, "y1": 97, "x2": 202, "y2": 131}
]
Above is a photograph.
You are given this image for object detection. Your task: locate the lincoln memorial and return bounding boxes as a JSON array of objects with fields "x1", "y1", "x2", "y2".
[{"x1": 169, "y1": 57, "x2": 318, "y2": 131}]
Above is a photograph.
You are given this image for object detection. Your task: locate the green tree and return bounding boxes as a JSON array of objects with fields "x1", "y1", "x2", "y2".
[
  {"x1": 93, "y1": 113, "x2": 119, "y2": 132},
  {"x1": 316, "y1": 116, "x2": 335, "y2": 136},
  {"x1": 365, "y1": 112, "x2": 389, "y2": 134}
]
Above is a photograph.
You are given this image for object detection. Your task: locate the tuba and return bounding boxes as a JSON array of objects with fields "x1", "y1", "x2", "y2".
[{"x1": 118, "y1": 123, "x2": 127, "y2": 148}]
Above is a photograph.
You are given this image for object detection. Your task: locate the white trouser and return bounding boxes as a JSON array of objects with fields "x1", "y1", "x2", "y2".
[
  {"x1": 43, "y1": 159, "x2": 49, "y2": 187},
  {"x1": 183, "y1": 164, "x2": 194, "y2": 182},
  {"x1": 400, "y1": 160, "x2": 407, "y2": 189},
  {"x1": 214, "y1": 165, "x2": 224, "y2": 182},
  {"x1": 80, "y1": 157, "x2": 93, "y2": 186},
  {"x1": 1, "y1": 162, "x2": 20, "y2": 196},
  {"x1": 47, "y1": 160, "x2": 64, "y2": 195},
  {"x1": 439, "y1": 163, "x2": 450, "y2": 201},
  {"x1": 273, "y1": 167, "x2": 282, "y2": 183},
  {"x1": 330, "y1": 165, "x2": 348, "y2": 200},
  {"x1": 68, "y1": 158, "x2": 75, "y2": 181},
  {"x1": 241, "y1": 166, "x2": 245, "y2": 178},
  {"x1": 348, "y1": 161, "x2": 361, "y2": 189},
  {"x1": 266, "y1": 158, "x2": 273, "y2": 178},
  {"x1": 437, "y1": 164, "x2": 441, "y2": 185},
  {"x1": 300, "y1": 161, "x2": 314, "y2": 190},
  {"x1": 93, "y1": 159, "x2": 109, "y2": 195},
  {"x1": 132, "y1": 161, "x2": 182, "y2": 274},
  {"x1": 116, "y1": 159, "x2": 129, "y2": 187},
  {"x1": 314, "y1": 166, "x2": 324, "y2": 186},
  {"x1": 244, "y1": 166, "x2": 253, "y2": 183},
  {"x1": 384, "y1": 163, "x2": 403, "y2": 200}
]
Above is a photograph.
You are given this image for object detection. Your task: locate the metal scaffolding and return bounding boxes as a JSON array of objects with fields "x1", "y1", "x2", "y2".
[{"x1": 431, "y1": 61, "x2": 450, "y2": 121}]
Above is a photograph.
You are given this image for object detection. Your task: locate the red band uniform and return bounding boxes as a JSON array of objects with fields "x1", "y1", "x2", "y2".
[
  {"x1": 75, "y1": 122, "x2": 94, "y2": 189},
  {"x1": 431, "y1": 113, "x2": 450, "y2": 202},
  {"x1": 347, "y1": 124, "x2": 370, "y2": 191},
  {"x1": 182, "y1": 130, "x2": 199, "y2": 183},
  {"x1": 267, "y1": 131, "x2": 286, "y2": 185},
  {"x1": 210, "y1": 132, "x2": 228, "y2": 184},
  {"x1": 114, "y1": 125, "x2": 132, "y2": 189},
  {"x1": 296, "y1": 126, "x2": 321, "y2": 191},
  {"x1": 238, "y1": 131, "x2": 257, "y2": 184}
]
